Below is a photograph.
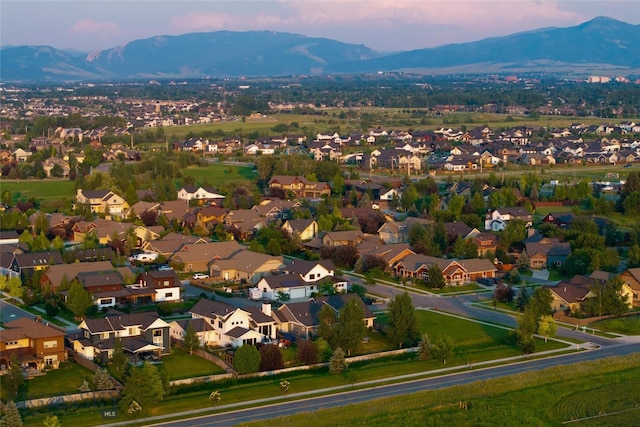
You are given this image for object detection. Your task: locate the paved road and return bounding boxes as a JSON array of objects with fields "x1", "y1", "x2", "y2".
[
  {"x1": 0, "y1": 298, "x2": 36, "y2": 322},
  {"x1": 128, "y1": 342, "x2": 640, "y2": 427},
  {"x1": 363, "y1": 281, "x2": 618, "y2": 348}
]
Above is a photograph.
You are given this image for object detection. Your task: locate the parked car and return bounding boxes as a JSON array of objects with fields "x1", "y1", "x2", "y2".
[
  {"x1": 192, "y1": 273, "x2": 209, "y2": 280},
  {"x1": 157, "y1": 265, "x2": 173, "y2": 271}
]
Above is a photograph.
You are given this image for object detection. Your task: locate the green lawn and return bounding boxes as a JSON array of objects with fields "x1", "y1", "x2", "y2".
[
  {"x1": 3, "y1": 362, "x2": 94, "y2": 401},
  {"x1": 237, "y1": 353, "x2": 640, "y2": 427},
  {"x1": 181, "y1": 163, "x2": 257, "y2": 186},
  {"x1": 159, "y1": 349, "x2": 225, "y2": 380},
  {"x1": 591, "y1": 316, "x2": 640, "y2": 335},
  {"x1": 0, "y1": 179, "x2": 76, "y2": 201}
]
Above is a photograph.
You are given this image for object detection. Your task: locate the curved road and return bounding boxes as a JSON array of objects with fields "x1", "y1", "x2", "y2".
[
  {"x1": 363, "y1": 281, "x2": 618, "y2": 348},
  {"x1": 133, "y1": 342, "x2": 640, "y2": 427}
]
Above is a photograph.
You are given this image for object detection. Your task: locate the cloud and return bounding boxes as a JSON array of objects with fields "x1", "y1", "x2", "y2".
[
  {"x1": 169, "y1": 12, "x2": 234, "y2": 32},
  {"x1": 70, "y1": 19, "x2": 123, "y2": 39}
]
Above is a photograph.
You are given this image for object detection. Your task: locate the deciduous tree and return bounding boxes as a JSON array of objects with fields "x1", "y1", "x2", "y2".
[
  {"x1": 537, "y1": 315, "x2": 557, "y2": 342},
  {"x1": 66, "y1": 280, "x2": 94, "y2": 319},
  {"x1": 334, "y1": 298, "x2": 366, "y2": 355},
  {"x1": 183, "y1": 322, "x2": 201, "y2": 355},
  {"x1": 387, "y1": 291, "x2": 419, "y2": 348},
  {"x1": 259, "y1": 344, "x2": 284, "y2": 371},
  {"x1": 431, "y1": 335, "x2": 454, "y2": 364}
]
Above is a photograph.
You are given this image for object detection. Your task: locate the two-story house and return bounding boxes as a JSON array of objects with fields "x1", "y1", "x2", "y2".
[
  {"x1": 72, "y1": 311, "x2": 171, "y2": 363},
  {"x1": 256, "y1": 259, "x2": 347, "y2": 299},
  {"x1": 268, "y1": 175, "x2": 331, "y2": 198},
  {"x1": 484, "y1": 207, "x2": 533, "y2": 231},
  {"x1": 0, "y1": 318, "x2": 67, "y2": 373},
  {"x1": 177, "y1": 298, "x2": 276, "y2": 348},
  {"x1": 75, "y1": 189, "x2": 129, "y2": 215}
]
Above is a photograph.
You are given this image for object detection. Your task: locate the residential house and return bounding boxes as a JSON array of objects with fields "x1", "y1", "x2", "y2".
[
  {"x1": 484, "y1": 207, "x2": 533, "y2": 231},
  {"x1": 177, "y1": 186, "x2": 225, "y2": 204},
  {"x1": 268, "y1": 175, "x2": 332, "y2": 198},
  {"x1": 471, "y1": 232, "x2": 499, "y2": 257},
  {"x1": 273, "y1": 294, "x2": 375, "y2": 340},
  {"x1": 196, "y1": 205, "x2": 229, "y2": 229},
  {"x1": 393, "y1": 254, "x2": 497, "y2": 286},
  {"x1": 171, "y1": 240, "x2": 246, "y2": 273},
  {"x1": 72, "y1": 311, "x2": 171, "y2": 363},
  {"x1": 377, "y1": 217, "x2": 431, "y2": 244},
  {"x1": 253, "y1": 199, "x2": 300, "y2": 221},
  {"x1": 209, "y1": 250, "x2": 285, "y2": 284},
  {"x1": 74, "y1": 189, "x2": 129, "y2": 216},
  {"x1": 225, "y1": 209, "x2": 266, "y2": 240},
  {"x1": 546, "y1": 273, "x2": 634, "y2": 313},
  {"x1": 134, "y1": 270, "x2": 182, "y2": 304},
  {"x1": 619, "y1": 268, "x2": 640, "y2": 307},
  {"x1": 9, "y1": 250, "x2": 64, "y2": 281},
  {"x1": 142, "y1": 233, "x2": 207, "y2": 259},
  {"x1": 257, "y1": 259, "x2": 348, "y2": 299},
  {"x1": 0, "y1": 318, "x2": 67, "y2": 373},
  {"x1": 40, "y1": 260, "x2": 135, "y2": 292},
  {"x1": 524, "y1": 238, "x2": 571, "y2": 269},
  {"x1": 356, "y1": 242, "x2": 415, "y2": 270},
  {"x1": 282, "y1": 219, "x2": 318, "y2": 241},
  {"x1": 321, "y1": 230, "x2": 365, "y2": 248},
  {"x1": 183, "y1": 298, "x2": 276, "y2": 348}
]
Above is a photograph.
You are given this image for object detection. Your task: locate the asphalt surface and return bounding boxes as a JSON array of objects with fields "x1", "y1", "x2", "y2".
[
  {"x1": 127, "y1": 342, "x2": 640, "y2": 427},
  {"x1": 0, "y1": 298, "x2": 36, "y2": 322}
]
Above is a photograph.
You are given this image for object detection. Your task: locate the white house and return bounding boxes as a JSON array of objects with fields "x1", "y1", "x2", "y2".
[
  {"x1": 256, "y1": 259, "x2": 348, "y2": 300},
  {"x1": 485, "y1": 207, "x2": 533, "y2": 231},
  {"x1": 177, "y1": 186, "x2": 225, "y2": 202},
  {"x1": 182, "y1": 298, "x2": 276, "y2": 348}
]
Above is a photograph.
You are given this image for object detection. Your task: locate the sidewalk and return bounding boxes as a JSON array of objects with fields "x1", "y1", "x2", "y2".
[{"x1": 100, "y1": 341, "x2": 586, "y2": 427}]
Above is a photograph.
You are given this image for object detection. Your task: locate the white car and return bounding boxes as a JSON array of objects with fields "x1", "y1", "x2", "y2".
[{"x1": 192, "y1": 273, "x2": 209, "y2": 280}]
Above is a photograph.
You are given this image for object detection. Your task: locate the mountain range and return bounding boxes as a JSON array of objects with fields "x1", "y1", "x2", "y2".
[{"x1": 1, "y1": 17, "x2": 639, "y2": 82}]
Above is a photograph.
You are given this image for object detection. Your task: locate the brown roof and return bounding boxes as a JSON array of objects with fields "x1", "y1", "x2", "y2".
[
  {"x1": 171, "y1": 241, "x2": 245, "y2": 263},
  {"x1": 1, "y1": 318, "x2": 65, "y2": 341}
]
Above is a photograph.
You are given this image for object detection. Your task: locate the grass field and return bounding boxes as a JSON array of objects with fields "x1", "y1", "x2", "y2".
[
  {"x1": 0, "y1": 362, "x2": 94, "y2": 402},
  {"x1": 0, "y1": 179, "x2": 76, "y2": 201},
  {"x1": 159, "y1": 349, "x2": 226, "y2": 380},
  {"x1": 181, "y1": 163, "x2": 257, "y2": 186},
  {"x1": 591, "y1": 316, "x2": 640, "y2": 335},
  {"x1": 238, "y1": 353, "x2": 640, "y2": 427}
]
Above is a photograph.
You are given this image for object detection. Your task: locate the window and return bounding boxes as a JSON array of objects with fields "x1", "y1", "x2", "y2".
[
  {"x1": 166, "y1": 292, "x2": 173, "y2": 298},
  {"x1": 101, "y1": 332, "x2": 110, "y2": 340},
  {"x1": 43, "y1": 340, "x2": 58, "y2": 349},
  {"x1": 128, "y1": 327, "x2": 135, "y2": 335},
  {"x1": 44, "y1": 355, "x2": 57, "y2": 366},
  {"x1": 6, "y1": 340, "x2": 18, "y2": 347},
  {"x1": 309, "y1": 274, "x2": 315, "y2": 280}
]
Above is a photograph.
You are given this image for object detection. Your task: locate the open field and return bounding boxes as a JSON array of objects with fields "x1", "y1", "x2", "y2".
[
  {"x1": 164, "y1": 111, "x2": 633, "y2": 141},
  {"x1": 181, "y1": 163, "x2": 257, "y2": 185},
  {"x1": 0, "y1": 179, "x2": 76, "y2": 201},
  {"x1": 238, "y1": 353, "x2": 640, "y2": 427}
]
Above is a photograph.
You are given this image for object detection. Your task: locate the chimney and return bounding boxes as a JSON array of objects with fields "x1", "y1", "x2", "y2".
[{"x1": 261, "y1": 301, "x2": 272, "y2": 317}]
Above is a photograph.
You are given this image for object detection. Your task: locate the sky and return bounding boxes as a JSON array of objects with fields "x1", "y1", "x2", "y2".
[{"x1": 2, "y1": 0, "x2": 639, "y2": 53}]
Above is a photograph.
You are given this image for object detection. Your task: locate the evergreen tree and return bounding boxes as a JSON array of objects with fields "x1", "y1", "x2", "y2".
[
  {"x1": 93, "y1": 367, "x2": 114, "y2": 390},
  {"x1": 42, "y1": 414, "x2": 61, "y2": 427},
  {"x1": 387, "y1": 291, "x2": 419, "y2": 348},
  {"x1": 120, "y1": 362, "x2": 166, "y2": 412},
  {"x1": 317, "y1": 304, "x2": 337, "y2": 345},
  {"x1": 1, "y1": 401, "x2": 22, "y2": 427},
  {"x1": 416, "y1": 333, "x2": 432, "y2": 361},
  {"x1": 111, "y1": 337, "x2": 128, "y2": 376},
  {"x1": 78, "y1": 379, "x2": 91, "y2": 392},
  {"x1": 233, "y1": 344, "x2": 260, "y2": 375},
  {"x1": 5, "y1": 355, "x2": 25, "y2": 400},
  {"x1": 427, "y1": 263, "x2": 446, "y2": 289},
  {"x1": 515, "y1": 286, "x2": 530, "y2": 312},
  {"x1": 328, "y1": 347, "x2": 346, "y2": 374}
]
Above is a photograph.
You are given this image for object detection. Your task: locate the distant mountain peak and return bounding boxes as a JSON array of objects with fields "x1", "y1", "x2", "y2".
[{"x1": 2, "y1": 17, "x2": 639, "y2": 82}]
